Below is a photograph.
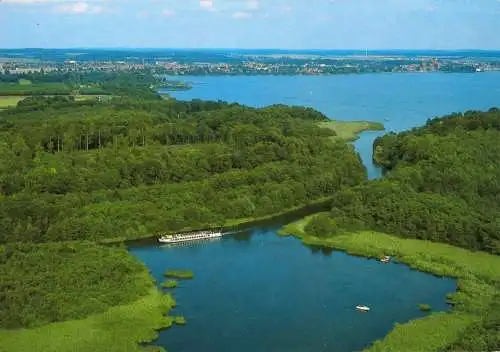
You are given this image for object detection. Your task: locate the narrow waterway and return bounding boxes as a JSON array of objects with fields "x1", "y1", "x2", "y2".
[{"x1": 129, "y1": 72, "x2": 500, "y2": 351}]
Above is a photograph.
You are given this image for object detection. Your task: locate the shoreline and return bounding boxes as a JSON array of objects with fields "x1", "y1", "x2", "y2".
[
  {"x1": 121, "y1": 196, "x2": 335, "y2": 247},
  {"x1": 279, "y1": 216, "x2": 500, "y2": 351}
]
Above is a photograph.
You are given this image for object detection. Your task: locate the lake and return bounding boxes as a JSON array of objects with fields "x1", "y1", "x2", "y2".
[
  {"x1": 161, "y1": 72, "x2": 500, "y2": 178},
  {"x1": 131, "y1": 228, "x2": 455, "y2": 352},
  {"x1": 130, "y1": 72, "x2": 500, "y2": 351}
]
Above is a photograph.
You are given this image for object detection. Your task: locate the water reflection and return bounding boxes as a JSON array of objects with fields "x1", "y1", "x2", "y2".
[{"x1": 305, "y1": 243, "x2": 335, "y2": 256}]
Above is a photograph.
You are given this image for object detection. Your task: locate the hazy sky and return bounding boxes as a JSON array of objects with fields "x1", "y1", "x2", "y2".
[{"x1": 1, "y1": 0, "x2": 500, "y2": 49}]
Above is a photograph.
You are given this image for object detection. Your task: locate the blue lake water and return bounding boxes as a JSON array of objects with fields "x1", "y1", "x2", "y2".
[
  {"x1": 130, "y1": 72, "x2": 500, "y2": 351},
  {"x1": 131, "y1": 229, "x2": 456, "y2": 352},
  {"x1": 162, "y1": 72, "x2": 500, "y2": 178}
]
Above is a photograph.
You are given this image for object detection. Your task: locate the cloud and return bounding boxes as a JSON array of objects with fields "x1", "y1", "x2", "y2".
[
  {"x1": 1, "y1": 0, "x2": 103, "y2": 3},
  {"x1": 247, "y1": 0, "x2": 259, "y2": 10},
  {"x1": 199, "y1": 0, "x2": 213, "y2": 9},
  {"x1": 232, "y1": 11, "x2": 252, "y2": 19},
  {"x1": 1, "y1": 0, "x2": 57, "y2": 3},
  {"x1": 54, "y1": 1, "x2": 103, "y2": 14},
  {"x1": 162, "y1": 8, "x2": 175, "y2": 17}
]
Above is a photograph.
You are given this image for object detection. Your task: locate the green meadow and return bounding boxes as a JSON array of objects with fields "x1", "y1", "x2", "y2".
[
  {"x1": 317, "y1": 120, "x2": 385, "y2": 142},
  {"x1": 0, "y1": 96, "x2": 24, "y2": 108}
]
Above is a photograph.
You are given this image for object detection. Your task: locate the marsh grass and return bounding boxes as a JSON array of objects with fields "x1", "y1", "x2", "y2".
[
  {"x1": 164, "y1": 270, "x2": 194, "y2": 280},
  {"x1": 173, "y1": 316, "x2": 187, "y2": 325},
  {"x1": 162, "y1": 280, "x2": 178, "y2": 289},
  {"x1": 419, "y1": 304, "x2": 432, "y2": 312},
  {"x1": 0, "y1": 289, "x2": 175, "y2": 352}
]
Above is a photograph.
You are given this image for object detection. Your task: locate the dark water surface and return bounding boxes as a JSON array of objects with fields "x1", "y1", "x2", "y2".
[{"x1": 129, "y1": 72, "x2": 500, "y2": 351}]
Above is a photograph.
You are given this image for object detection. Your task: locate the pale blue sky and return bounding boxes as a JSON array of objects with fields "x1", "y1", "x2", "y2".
[{"x1": 1, "y1": 0, "x2": 500, "y2": 49}]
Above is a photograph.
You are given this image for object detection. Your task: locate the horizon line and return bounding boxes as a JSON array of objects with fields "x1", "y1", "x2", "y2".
[{"x1": 1, "y1": 47, "x2": 500, "y2": 52}]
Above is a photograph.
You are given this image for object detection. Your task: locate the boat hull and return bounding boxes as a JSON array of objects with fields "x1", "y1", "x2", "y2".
[{"x1": 158, "y1": 232, "x2": 223, "y2": 244}]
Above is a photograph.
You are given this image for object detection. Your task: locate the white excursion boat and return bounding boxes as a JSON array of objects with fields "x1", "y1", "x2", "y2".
[
  {"x1": 356, "y1": 305, "x2": 371, "y2": 312},
  {"x1": 159, "y1": 230, "x2": 223, "y2": 244}
]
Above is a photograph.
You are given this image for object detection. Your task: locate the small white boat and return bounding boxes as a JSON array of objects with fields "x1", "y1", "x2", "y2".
[
  {"x1": 356, "y1": 305, "x2": 370, "y2": 312},
  {"x1": 381, "y1": 255, "x2": 391, "y2": 263}
]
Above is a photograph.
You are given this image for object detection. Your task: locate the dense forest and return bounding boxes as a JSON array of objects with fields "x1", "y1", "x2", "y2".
[
  {"x1": 0, "y1": 94, "x2": 365, "y2": 244},
  {"x1": 0, "y1": 242, "x2": 152, "y2": 329},
  {"x1": 0, "y1": 70, "x2": 162, "y2": 98}
]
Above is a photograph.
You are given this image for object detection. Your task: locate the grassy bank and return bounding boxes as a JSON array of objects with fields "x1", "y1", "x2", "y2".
[
  {"x1": 280, "y1": 217, "x2": 500, "y2": 351},
  {"x1": 0, "y1": 288, "x2": 175, "y2": 352},
  {"x1": 317, "y1": 120, "x2": 385, "y2": 142}
]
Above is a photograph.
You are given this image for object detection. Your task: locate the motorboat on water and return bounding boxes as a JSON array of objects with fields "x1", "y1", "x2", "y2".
[
  {"x1": 356, "y1": 305, "x2": 371, "y2": 312},
  {"x1": 381, "y1": 255, "x2": 391, "y2": 263}
]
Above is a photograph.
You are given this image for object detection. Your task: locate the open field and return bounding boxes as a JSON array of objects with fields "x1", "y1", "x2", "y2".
[
  {"x1": 317, "y1": 120, "x2": 385, "y2": 142},
  {"x1": 18, "y1": 79, "x2": 32, "y2": 85},
  {"x1": 0, "y1": 96, "x2": 24, "y2": 108},
  {"x1": 280, "y1": 217, "x2": 500, "y2": 351},
  {"x1": 0, "y1": 83, "x2": 71, "y2": 96},
  {"x1": 0, "y1": 288, "x2": 175, "y2": 352}
]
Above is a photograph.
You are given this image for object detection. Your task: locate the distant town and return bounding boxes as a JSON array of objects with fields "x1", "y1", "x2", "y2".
[{"x1": 1, "y1": 49, "x2": 500, "y2": 76}]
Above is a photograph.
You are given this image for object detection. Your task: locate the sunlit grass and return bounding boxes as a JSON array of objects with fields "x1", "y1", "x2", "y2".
[
  {"x1": 18, "y1": 79, "x2": 32, "y2": 85},
  {"x1": 317, "y1": 120, "x2": 385, "y2": 142},
  {"x1": 0, "y1": 96, "x2": 24, "y2": 108},
  {"x1": 367, "y1": 313, "x2": 478, "y2": 352}
]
